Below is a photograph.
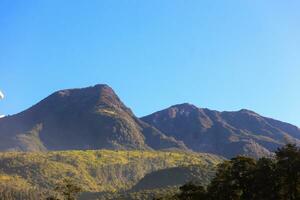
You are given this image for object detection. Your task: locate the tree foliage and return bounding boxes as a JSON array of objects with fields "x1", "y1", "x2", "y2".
[
  {"x1": 170, "y1": 144, "x2": 300, "y2": 200},
  {"x1": 46, "y1": 178, "x2": 82, "y2": 200},
  {"x1": 0, "y1": 150, "x2": 222, "y2": 193}
]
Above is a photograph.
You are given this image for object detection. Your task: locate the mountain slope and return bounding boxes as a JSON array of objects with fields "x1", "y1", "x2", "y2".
[
  {"x1": 88, "y1": 164, "x2": 215, "y2": 200},
  {"x1": 0, "y1": 84, "x2": 186, "y2": 151},
  {"x1": 0, "y1": 150, "x2": 223, "y2": 192},
  {"x1": 141, "y1": 103, "x2": 300, "y2": 158},
  {"x1": 131, "y1": 165, "x2": 215, "y2": 192}
]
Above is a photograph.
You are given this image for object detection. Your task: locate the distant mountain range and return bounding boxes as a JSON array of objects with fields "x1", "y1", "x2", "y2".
[{"x1": 0, "y1": 84, "x2": 299, "y2": 158}]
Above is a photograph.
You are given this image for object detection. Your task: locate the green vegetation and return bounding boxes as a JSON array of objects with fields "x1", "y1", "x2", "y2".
[
  {"x1": 0, "y1": 173, "x2": 50, "y2": 200},
  {"x1": 88, "y1": 164, "x2": 217, "y2": 200},
  {"x1": 131, "y1": 165, "x2": 215, "y2": 191},
  {"x1": 3, "y1": 145, "x2": 300, "y2": 200},
  {"x1": 160, "y1": 144, "x2": 300, "y2": 200},
  {"x1": 0, "y1": 149, "x2": 222, "y2": 199},
  {"x1": 90, "y1": 187, "x2": 178, "y2": 200},
  {"x1": 47, "y1": 179, "x2": 82, "y2": 200}
]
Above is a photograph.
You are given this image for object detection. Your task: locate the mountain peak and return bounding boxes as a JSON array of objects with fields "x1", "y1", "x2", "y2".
[
  {"x1": 55, "y1": 84, "x2": 113, "y2": 96},
  {"x1": 93, "y1": 83, "x2": 110, "y2": 88},
  {"x1": 236, "y1": 109, "x2": 260, "y2": 117},
  {"x1": 238, "y1": 109, "x2": 256, "y2": 113},
  {"x1": 0, "y1": 84, "x2": 186, "y2": 152},
  {"x1": 172, "y1": 103, "x2": 198, "y2": 108},
  {"x1": 170, "y1": 103, "x2": 200, "y2": 111},
  {"x1": 46, "y1": 84, "x2": 122, "y2": 111}
]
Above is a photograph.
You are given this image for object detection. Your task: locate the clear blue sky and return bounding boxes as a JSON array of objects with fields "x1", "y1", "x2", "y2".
[{"x1": 1, "y1": 1, "x2": 300, "y2": 126}]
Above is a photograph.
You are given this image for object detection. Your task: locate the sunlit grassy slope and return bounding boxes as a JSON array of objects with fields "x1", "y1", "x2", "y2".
[{"x1": 0, "y1": 150, "x2": 223, "y2": 193}]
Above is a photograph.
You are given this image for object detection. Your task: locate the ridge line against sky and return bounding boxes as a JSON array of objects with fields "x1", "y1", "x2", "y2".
[{"x1": 0, "y1": 0, "x2": 299, "y2": 126}]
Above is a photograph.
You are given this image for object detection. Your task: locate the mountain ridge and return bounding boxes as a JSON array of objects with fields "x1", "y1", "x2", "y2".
[
  {"x1": 0, "y1": 84, "x2": 186, "y2": 152},
  {"x1": 142, "y1": 103, "x2": 300, "y2": 158},
  {"x1": 0, "y1": 84, "x2": 299, "y2": 158}
]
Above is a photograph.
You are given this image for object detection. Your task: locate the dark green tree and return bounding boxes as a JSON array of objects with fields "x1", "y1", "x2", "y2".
[
  {"x1": 252, "y1": 157, "x2": 279, "y2": 200},
  {"x1": 207, "y1": 160, "x2": 240, "y2": 200},
  {"x1": 177, "y1": 182, "x2": 207, "y2": 200},
  {"x1": 54, "y1": 178, "x2": 82, "y2": 200},
  {"x1": 230, "y1": 156, "x2": 256, "y2": 200},
  {"x1": 207, "y1": 157, "x2": 256, "y2": 200},
  {"x1": 154, "y1": 144, "x2": 300, "y2": 200},
  {"x1": 276, "y1": 144, "x2": 300, "y2": 200}
]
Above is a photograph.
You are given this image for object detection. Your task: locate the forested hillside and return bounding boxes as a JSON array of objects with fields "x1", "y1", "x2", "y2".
[
  {"x1": 158, "y1": 144, "x2": 300, "y2": 200},
  {"x1": 0, "y1": 150, "x2": 222, "y2": 199}
]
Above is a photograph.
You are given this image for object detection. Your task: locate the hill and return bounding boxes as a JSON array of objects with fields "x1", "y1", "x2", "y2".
[
  {"x1": 84, "y1": 187, "x2": 179, "y2": 200},
  {"x1": 0, "y1": 84, "x2": 186, "y2": 152},
  {"x1": 84, "y1": 163, "x2": 218, "y2": 200},
  {"x1": 81, "y1": 164, "x2": 220, "y2": 200},
  {"x1": 0, "y1": 150, "x2": 223, "y2": 193},
  {"x1": 142, "y1": 103, "x2": 300, "y2": 158},
  {"x1": 131, "y1": 165, "x2": 214, "y2": 191}
]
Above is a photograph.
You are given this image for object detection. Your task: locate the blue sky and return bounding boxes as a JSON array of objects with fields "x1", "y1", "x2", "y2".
[{"x1": 0, "y1": 0, "x2": 300, "y2": 126}]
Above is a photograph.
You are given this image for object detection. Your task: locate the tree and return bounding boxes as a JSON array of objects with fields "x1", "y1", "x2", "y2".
[
  {"x1": 177, "y1": 182, "x2": 207, "y2": 200},
  {"x1": 252, "y1": 157, "x2": 279, "y2": 200},
  {"x1": 230, "y1": 156, "x2": 256, "y2": 200},
  {"x1": 54, "y1": 178, "x2": 82, "y2": 200},
  {"x1": 207, "y1": 160, "x2": 236, "y2": 200},
  {"x1": 160, "y1": 144, "x2": 300, "y2": 200},
  {"x1": 276, "y1": 144, "x2": 300, "y2": 200},
  {"x1": 207, "y1": 157, "x2": 256, "y2": 200}
]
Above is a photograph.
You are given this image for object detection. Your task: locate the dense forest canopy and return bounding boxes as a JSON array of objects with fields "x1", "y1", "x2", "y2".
[
  {"x1": 1, "y1": 144, "x2": 300, "y2": 200},
  {"x1": 159, "y1": 144, "x2": 300, "y2": 200}
]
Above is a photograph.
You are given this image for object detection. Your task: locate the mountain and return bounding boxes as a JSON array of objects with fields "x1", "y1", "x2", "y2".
[
  {"x1": 1, "y1": 83, "x2": 299, "y2": 158},
  {"x1": 141, "y1": 103, "x2": 300, "y2": 158},
  {"x1": 0, "y1": 84, "x2": 186, "y2": 151}
]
